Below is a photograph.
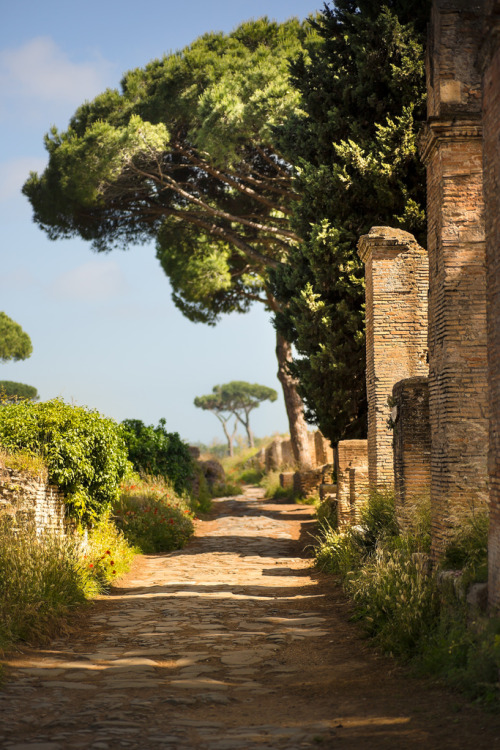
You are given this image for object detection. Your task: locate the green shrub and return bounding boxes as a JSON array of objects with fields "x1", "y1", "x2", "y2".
[
  {"x1": 211, "y1": 481, "x2": 243, "y2": 498},
  {"x1": 114, "y1": 476, "x2": 194, "y2": 552},
  {"x1": 443, "y1": 511, "x2": 489, "y2": 584},
  {"x1": 121, "y1": 418, "x2": 194, "y2": 496},
  {"x1": 83, "y1": 513, "x2": 136, "y2": 593},
  {"x1": 0, "y1": 399, "x2": 129, "y2": 525},
  {"x1": 238, "y1": 467, "x2": 264, "y2": 484}
]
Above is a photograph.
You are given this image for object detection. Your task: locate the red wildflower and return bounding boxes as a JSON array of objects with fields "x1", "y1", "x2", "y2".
[
  {"x1": 110, "y1": 561, "x2": 115, "y2": 566},
  {"x1": 88, "y1": 563, "x2": 94, "y2": 568}
]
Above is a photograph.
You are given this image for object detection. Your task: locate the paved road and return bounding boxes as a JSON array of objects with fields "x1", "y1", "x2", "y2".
[{"x1": 1, "y1": 487, "x2": 500, "y2": 749}]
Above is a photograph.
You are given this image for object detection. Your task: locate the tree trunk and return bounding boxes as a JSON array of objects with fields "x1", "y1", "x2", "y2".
[
  {"x1": 221, "y1": 418, "x2": 238, "y2": 457},
  {"x1": 275, "y1": 330, "x2": 313, "y2": 469}
]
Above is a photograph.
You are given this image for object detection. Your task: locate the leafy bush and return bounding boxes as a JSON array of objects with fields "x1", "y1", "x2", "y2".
[
  {"x1": 0, "y1": 399, "x2": 129, "y2": 524},
  {"x1": 114, "y1": 476, "x2": 194, "y2": 552},
  {"x1": 121, "y1": 418, "x2": 194, "y2": 496},
  {"x1": 83, "y1": 512, "x2": 136, "y2": 593},
  {"x1": 238, "y1": 467, "x2": 264, "y2": 484},
  {"x1": 211, "y1": 481, "x2": 243, "y2": 497}
]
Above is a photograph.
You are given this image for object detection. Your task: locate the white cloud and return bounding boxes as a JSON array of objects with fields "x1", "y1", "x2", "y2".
[
  {"x1": 0, "y1": 156, "x2": 47, "y2": 201},
  {"x1": 50, "y1": 260, "x2": 129, "y2": 302},
  {"x1": 0, "y1": 36, "x2": 114, "y2": 106}
]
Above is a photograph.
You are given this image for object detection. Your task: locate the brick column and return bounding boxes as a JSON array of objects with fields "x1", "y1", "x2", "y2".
[
  {"x1": 421, "y1": 0, "x2": 488, "y2": 560},
  {"x1": 480, "y1": 0, "x2": 500, "y2": 608},
  {"x1": 392, "y1": 377, "x2": 431, "y2": 530},
  {"x1": 336, "y1": 440, "x2": 368, "y2": 528},
  {"x1": 358, "y1": 227, "x2": 429, "y2": 491}
]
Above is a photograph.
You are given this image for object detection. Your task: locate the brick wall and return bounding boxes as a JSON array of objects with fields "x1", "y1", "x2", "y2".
[
  {"x1": 0, "y1": 466, "x2": 68, "y2": 535},
  {"x1": 336, "y1": 440, "x2": 368, "y2": 528},
  {"x1": 480, "y1": 0, "x2": 500, "y2": 608},
  {"x1": 358, "y1": 227, "x2": 429, "y2": 491},
  {"x1": 422, "y1": 0, "x2": 489, "y2": 560},
  {"x1": 392, "y1": 377, "x2": 431, "y2": 530}
]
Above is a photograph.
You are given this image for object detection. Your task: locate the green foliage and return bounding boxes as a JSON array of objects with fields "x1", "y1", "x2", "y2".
[
  {"x1": 272, "y1": 0, "x2": 429, "y2": 443},
  {"x1": 0, "y1": 399, "x2": 129, "y2": 525},
  {"x1": 83, "y1": 512, "x2": 136, "y2": 593},
  {"x1": 210, "y1": 481, "x2": 243, "y2": 498},
  {"x1": 442, "y1": 512, "x2": 489, "y2": 584},
  {"x1": 114, "y1": 476, "x2": 194, "y2": 552},
  {"x1": 315, "y1": 496, "x2": 500, "y2": 702},
  {"x1": 0, "y1": 381, "x2": 38, "y2": 402},
  {"x1": 238, "y1": 467, "x2": 264, "y2": 484},
  {"x1": 22, "y1": 19, "x2": 315, "y2": 326},
  {"x1": 121, "y1": 418, "x2": 194, "y2": 497},
  {"x1": 0, "y1": 313, "x2": 33, "y2": 363}
]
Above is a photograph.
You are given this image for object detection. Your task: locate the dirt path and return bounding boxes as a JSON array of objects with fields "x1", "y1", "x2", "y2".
[{"x1": 1, "y1": 486, "x2": 500, "y2": 750}]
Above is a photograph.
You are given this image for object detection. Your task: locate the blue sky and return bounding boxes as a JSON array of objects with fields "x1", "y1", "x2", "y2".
[{"x1": 0, "y1": 0, "x2": 321, "y2": 446}]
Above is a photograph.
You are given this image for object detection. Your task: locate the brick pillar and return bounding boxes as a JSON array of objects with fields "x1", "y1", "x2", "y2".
[
  {"x1": 480, "y1": 0, "x2": 500, "y2": 609},
  {"x1": 336, "y1": 440, "x2": 368, "y2": 528},
  {"x1": 392, "y1": 377, "x2": 431, "y2": 530},
  {"x1": 357, "y1": 227, "x2": 429, "y2": 491},
  {"x1": 421, "y1": 1, "x2": 488, "y2": 560}
]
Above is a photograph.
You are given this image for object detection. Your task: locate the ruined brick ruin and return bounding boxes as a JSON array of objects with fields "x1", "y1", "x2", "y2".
[
  {"x1": 480, "y1": 0, "x2": 500, "y2": 608},
  {"x1": 0, "y1": 465, "x2": 68, "y2": 536},
  {"x1": 336, "y1": 440, "x2": 369, "y2": 528},
  {"x1": 392, "y1": 377, "x2": 431, "y2": 529},
  {"x1": 358, "y1": 227, "x2": 429, "y2": 491},
  {"x1": 421, "y1": 0, "x2": 489, "y2": 559}
]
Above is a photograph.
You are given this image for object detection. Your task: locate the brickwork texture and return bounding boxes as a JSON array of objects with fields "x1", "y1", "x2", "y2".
[
  {"x1": 423, "y1": 0, "x2": 489, "y2": 560},
  {"x1": 358, "y1": 227, "x2": 429, "y2": 491},
  {"x1": 392, "y1": 377, "x2": 431, "y2": 530}
]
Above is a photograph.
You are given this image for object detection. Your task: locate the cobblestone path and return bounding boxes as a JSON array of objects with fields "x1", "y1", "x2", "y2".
[{"x1": 1, "y1": 486, "x2": 500, "y2": 750}]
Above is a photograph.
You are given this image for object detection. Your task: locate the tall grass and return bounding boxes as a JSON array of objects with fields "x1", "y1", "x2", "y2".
[
  {"x1": 314, "y1": 493, "x2": 500, "y2": 702},
  {"x1": 0, "y1": 511, "x2": 135, "y2": 656}
]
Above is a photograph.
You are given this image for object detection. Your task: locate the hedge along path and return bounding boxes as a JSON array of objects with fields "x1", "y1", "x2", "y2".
[{"x1": 2, "y1": 487, "x2": 500, "y2": 750}]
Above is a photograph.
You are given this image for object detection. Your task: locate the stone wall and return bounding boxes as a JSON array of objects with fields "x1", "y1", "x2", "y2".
[
  {"x1": 336, "y1": 440, "x2": 368, "y2": 528},
  {"x1": 392, "y1": 377, "x2": 431, "y2": 530},
  {"x1": 480, "y1": 0, "x2": 500, "y2": 608},
  {"x1": 0, "y1": 466, "x2": 68, "y2": 535},
  {"x1": 422, "y1": 0, "x2": 489, "y2": 559},
  {"x1": 357, "y1": 227, "x2": 429, "y2": 491}
]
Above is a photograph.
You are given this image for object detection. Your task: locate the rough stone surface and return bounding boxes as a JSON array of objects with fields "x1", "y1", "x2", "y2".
[
  {"x1": 0, "y1": 466, "x2": 69, "y2": 536},
  {"x1": 392, "y1": 377, "x2": 431, "y2": 530},
  {"x1": 422, "y1": 0, "x2": 489, "y2": 561},
  {"x1": 481, "y1": 0, "x2": 500, "y2": 609},
  {"x1": 1, "y1": 486, "x2": 500, "y2": 749},
  {"x1": 358, "y1": 226, "x2": 429, "y2": 491}
]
